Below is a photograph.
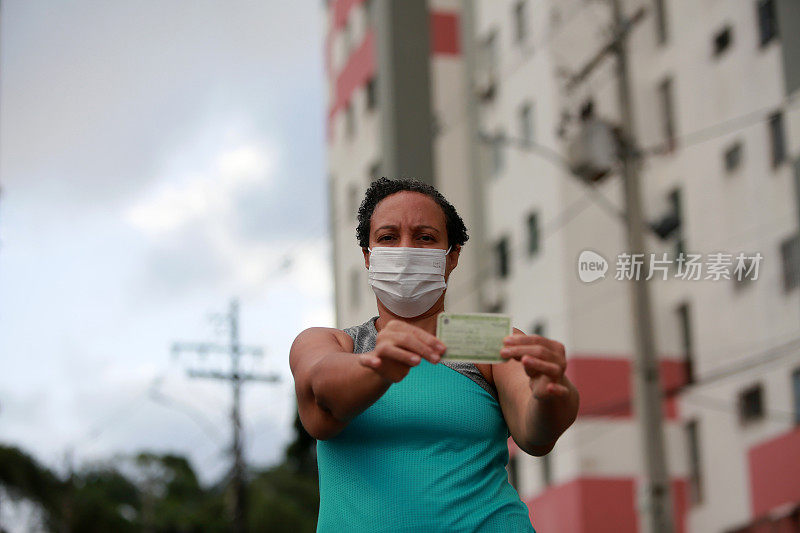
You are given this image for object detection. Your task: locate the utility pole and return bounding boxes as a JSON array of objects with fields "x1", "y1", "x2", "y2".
[
  {"x1": 465, "y1": 0, "x2": 673, "y2": 527},
  {"x1": 610, "y1": 1, "x2": 674, "y2": 530},
  {"x1": 172, "y1": 298, "x2": 280, "y2": 533},
  {"x1": 565, "y1": 1, "x2": 674, "y2": 531}
]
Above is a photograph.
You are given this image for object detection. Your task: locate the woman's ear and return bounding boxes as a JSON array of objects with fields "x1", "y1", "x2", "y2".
[
  {"x1": 363, "y1": 247, "x2": 370, "y2": 269},
  {"x1": 446, "y1": 245, "x2": 461, "y2": 274}
]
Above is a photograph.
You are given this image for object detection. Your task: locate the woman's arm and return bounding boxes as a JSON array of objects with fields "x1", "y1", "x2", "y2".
[
  {"x1": 289, "y1": 321, "x2": 445, "y2": 440},
  {"x1": 493, "y1": 329, "x2": 579, "y2": 456},
  {"x1": 290, "y1": 327, "x2": 390, "y2": 440}
]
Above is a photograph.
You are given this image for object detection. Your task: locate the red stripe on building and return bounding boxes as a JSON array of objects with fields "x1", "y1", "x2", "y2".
[
  {"x1": 748, "y1": 427, "x2": 800, "y2": 518},
  {"x1": 565, "y1": 356, "x2": 688, "y2": 419},
  {"x1": 326, "y1": 11, "x2": 462, "y2": 140},
  {"x1": 525, "y1": 476, "x2": 688, "y2": 533},
  {"x1": 333, "y1": 30, "x2": 376, "y2": 114},
  {"x1": 327, "y1": 30, "x2": 376, "y2": 140},
  {"x1": 430, "y1": 12, "x2": 460, "y2": 55},
  {"x1": 331, "y1": 0, "x2": 364, "y2": 30}
]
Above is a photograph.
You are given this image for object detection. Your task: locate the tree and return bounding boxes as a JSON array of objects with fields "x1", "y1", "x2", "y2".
[{"x1": 284, "y1": 410, "x2": 316, "y2": 477}]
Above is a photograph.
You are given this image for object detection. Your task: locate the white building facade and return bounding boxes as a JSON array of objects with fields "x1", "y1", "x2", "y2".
[{"x1": 324, "y1": 1, "x2": 800, "y2": 531}]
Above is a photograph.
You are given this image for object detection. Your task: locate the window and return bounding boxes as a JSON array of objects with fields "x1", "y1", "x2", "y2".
[
  {"x1": 757, "y1": 0, "x2": 778, "y2": 47},
  {"x1": 713, "y1": 26, "x2": 733, "y2": 57},
  {"x1": 724, "y1": 141, "x2": 743, "y2": 173},
  {"x1": 654, "y1": 0, "x2": 668, "y2": 45},
  {"x1": 491, "y1": 130, "x2": 505, "y2": 176},
  {"x1": 366, "y1": 76, "x2": 377, "y2": 110},
  {"x1": 368, "y1": 161, "x2": 381, "y2": 182},
  {"x1": 345, "y1": 101, "x2": 355, "y2": 139},
  {"x1": 732, "y1": 255, "x2": 757, "y2": 290},
  {"x1": 793, "y1": 368, "x2": 800, "y2": 425},
  {"x1": 738, "y1": 384, "x2": 765, "y2": 424},
  {"x1": 483, "y1": 31, "x2": 498, "y2": 70},
  {"x1": 541, "y1": 453, "x2": 552, "y2": 487},
  {"x1": 519, "y1": 102, "x2": 534, "y2": 145},
  {"x1": 780, "y1": 233, "x2": 800, "y2": 292},
  {"x1": 342, "y1": 17, "x2": 353, "y2": 58},
  {"x1": 675, "y1": 237, "x2": 686, "y2": 261},
  {"x1": 364, "y1": 0, "x2": 374, "y2": 27},
  {"x1": 487, "y1": 299, "x2": 506, "y2": 313},
  {"x1": 477, "y1": 32, "x2": 498, "y2": 100},
  {"x1": 507, "y1": 454, "x2": 519, "y2": 489},
  {"x1": 676, "y1": 302, "x2": 695, "y2": 384},
  {"x1": 527, "y1": 212, "x2": 540, "y2": 256},
  {"x1": 668, "y1": 189, "x2": 684, "y2": 261},
  {"x1": 768, "y1": 112, "x2": 786, "y2": 167},
  {"x1": 686, "y1": 420, "x2": 703, "y2": 504},
  {"x1": 513, "y1": 1, "x2": 528, "y2": 44},
  {"x1": 348, "y1": 183, "x2": 359, "y2": 220},
  {"x1": 658, "y1": 77, "x2": 676, "y2": 150},
  {"x1": 350, "y1": 268, "x2": 361, "y2": 309},
  {"x1": 495, "y1": 237, "x2": 510, "y2": 279},
  {"x1": 550, "y1": 5, "x2": 562, "y2": 28}
]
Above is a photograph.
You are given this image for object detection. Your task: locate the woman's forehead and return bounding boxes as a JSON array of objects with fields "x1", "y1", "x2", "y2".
[{"x1": 371, "y1": 191, "x2": 446, "y2": 228}]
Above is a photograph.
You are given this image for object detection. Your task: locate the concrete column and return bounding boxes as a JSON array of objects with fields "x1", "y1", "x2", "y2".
[{"x1": 374, "y1": 0, "x2": 435, "y2": 185}]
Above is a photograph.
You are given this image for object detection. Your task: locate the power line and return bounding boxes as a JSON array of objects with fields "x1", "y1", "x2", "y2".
[
  {"x1": 563, "y1": 333, "x2": 800, "y2": 422},
  {"x1": 523, "y1": 333, "x2": 800, "y2": 461},
  {"x1": 79, "y1": 384, "x2": 154, "y2": 445},
  {"x1": 484, "y1": 132, "x2": 626, "y2": 221},
  {"x1": 147, "y1": 385, "x2": 225, "y2": 445},
  {"x1": 641, "y1": 92, "x2": 800, "y2": 156},
  {"x1": 446, "y1": 192, "x2": 597, "y2": 307}
]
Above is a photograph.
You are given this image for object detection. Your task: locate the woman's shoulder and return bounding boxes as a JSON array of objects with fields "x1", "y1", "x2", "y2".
[{"x1": 291, "y1": 325, "x2": 354, "y2": 355}]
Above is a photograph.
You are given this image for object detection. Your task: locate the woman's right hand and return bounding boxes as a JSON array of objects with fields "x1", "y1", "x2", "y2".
[{"x1": 358, "y1": 320, "x2": 446, "y2": 383}]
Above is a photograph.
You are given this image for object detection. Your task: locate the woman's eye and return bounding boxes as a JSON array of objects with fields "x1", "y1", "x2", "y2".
[
  {"x1": 419, "y1": 235, "x2": 433, "y2": 241},
  {"x1": 378, "y1": 235, "x2": 394, "y2": 241}
]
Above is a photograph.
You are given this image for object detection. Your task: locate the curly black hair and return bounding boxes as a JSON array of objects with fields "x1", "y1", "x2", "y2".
[{"x1": 356, "y1": 177, "x2": 469, "y2": 249}]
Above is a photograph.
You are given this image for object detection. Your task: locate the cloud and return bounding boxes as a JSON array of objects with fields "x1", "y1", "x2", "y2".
[
  {"x1": 1, "y1": 0, "x2": 324, "y2": 213},
  {"x1": 0, "y1": 0, "x2": 329, "y2": 484},
  {"x1": 125, "y1": 142, "x2": 277, "y2": 235}
]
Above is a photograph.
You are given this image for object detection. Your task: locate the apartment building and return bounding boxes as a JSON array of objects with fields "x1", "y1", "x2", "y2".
[{"x1": 324, "y1": 1, "x2": 800, "y2": 531}]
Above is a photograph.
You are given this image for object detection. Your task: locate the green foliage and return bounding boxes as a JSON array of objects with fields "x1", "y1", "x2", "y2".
[
  {"x1": 0, "y1": 444, "x2": 64, "y2": 529},
  {"x1": 247, "y1": 464, "x2": 319, "y2": 533},
  {"x1": 284, "y1": 412, "x2": 317, "y2": 478},
  {"x1": 0, "y1": 407, "x2": 320, "y2": 532},
  {"x1": 132, "y1": 452, "x2": 228, "y2": 533},
  {"x1": 66, "y1": 467, "x2": 141, "y2": 533}
]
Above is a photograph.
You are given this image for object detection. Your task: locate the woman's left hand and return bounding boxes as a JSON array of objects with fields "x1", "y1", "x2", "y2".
[{"x1": 500, "y1": 333, "x2": 570, "y2": 401}]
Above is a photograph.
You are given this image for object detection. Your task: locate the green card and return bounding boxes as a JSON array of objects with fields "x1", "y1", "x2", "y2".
[{"x1": 436, "y1": 312, "x2": 512, "y2": 363}]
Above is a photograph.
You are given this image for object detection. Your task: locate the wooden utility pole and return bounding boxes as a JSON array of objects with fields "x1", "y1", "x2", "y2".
[
  {"x1": 173, "y1": 298, "x2": 280, "y2": 533},
  {"x1": 609, "y1": 1, "x2": 674, "y2": 530},
  {"x1": 565, "y1": 1, "x2": 675, "y2": 530}
]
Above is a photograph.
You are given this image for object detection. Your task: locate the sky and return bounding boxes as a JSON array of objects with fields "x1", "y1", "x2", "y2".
[{"x1": 0, "y1": 1, "x2": 331, "y2": 484}]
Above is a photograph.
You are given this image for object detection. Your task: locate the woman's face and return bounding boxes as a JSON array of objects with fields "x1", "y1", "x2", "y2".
[{"x1": 363, "y1": 190, "x2": 459, "y2": 278}]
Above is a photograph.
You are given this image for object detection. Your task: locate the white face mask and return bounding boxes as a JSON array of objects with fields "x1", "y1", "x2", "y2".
[{"x1": 367, "y1": 246, "x2": 451, "y2": 318}]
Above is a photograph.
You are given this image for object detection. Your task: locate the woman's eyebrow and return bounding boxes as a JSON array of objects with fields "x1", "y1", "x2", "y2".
[
  {"x1": 374, "y1": 224, "x2": 441, "y2": 233},
  {"x1": 413, "y1": 225, "x2": 440, "y2": 233}
]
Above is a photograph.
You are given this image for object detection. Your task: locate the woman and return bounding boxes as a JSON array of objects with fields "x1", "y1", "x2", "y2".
[{"x1": 290, "y1": 178, "x2": 579, "y2": 532}]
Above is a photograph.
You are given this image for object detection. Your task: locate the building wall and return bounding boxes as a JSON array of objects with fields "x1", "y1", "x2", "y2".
[
  {"x1": 473, "y1": 0, "x2": 800, "y2": 531},
  {"x1": 324, "y1": 0, "x2": 800, "y2": 531}
]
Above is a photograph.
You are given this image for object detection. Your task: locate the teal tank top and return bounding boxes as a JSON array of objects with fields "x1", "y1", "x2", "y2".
[{"x1": 315, "y1": 317, "x2": 536, "y2": 532}]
